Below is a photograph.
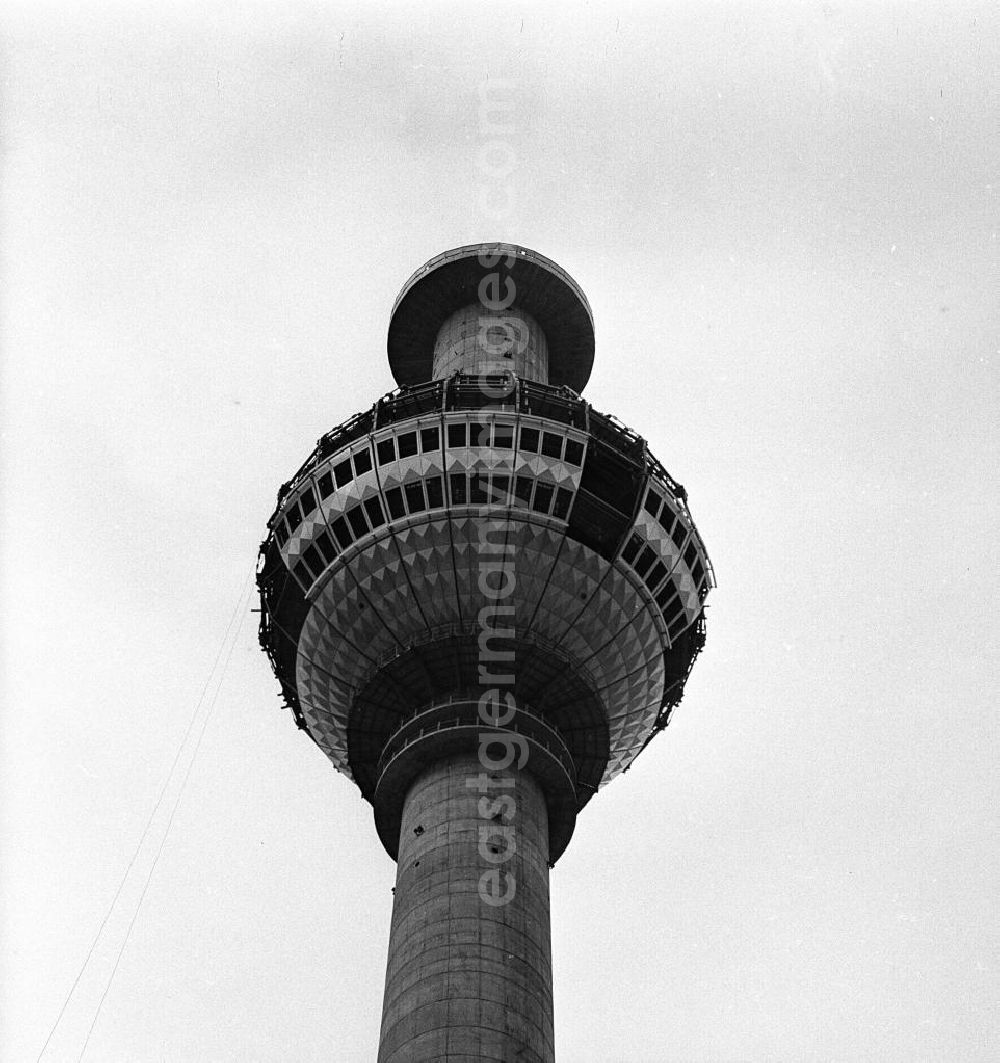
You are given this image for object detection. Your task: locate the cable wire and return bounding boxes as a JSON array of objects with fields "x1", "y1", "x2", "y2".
[
  {"x1": 34, "y1": 570, "x2": 255, "y2": 1063},
  {"x1": 76, "y1": 582, "x2": 251, "y2": 1061}
]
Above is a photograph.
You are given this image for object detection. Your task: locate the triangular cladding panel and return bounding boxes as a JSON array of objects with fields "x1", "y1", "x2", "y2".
[
  {"x1": 327, "y1": 566, "x2": 401, "y2": 662},
  {"x1": 507, "y1": 523, "x2": 568, "y2": 636},
  {"x1": 392, "y1": 519, "x2": 463, "y2": 629},
  {"x1": 351, "y1": 537, "x2": 429, "y2": 645}
]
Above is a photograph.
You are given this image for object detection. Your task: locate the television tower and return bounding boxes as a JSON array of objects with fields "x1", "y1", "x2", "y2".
[{"x1": 257, "y1": 244, "x2": 713, "y2": 1062}]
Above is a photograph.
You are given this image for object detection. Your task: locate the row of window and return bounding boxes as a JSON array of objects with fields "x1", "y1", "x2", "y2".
[
  {"x1": 277, "y1": 422, "x2": 586, "y2": 545},
  {"x1": 278, "y1": 473, "x2": 707, "y2": 632},
  {"x1": 622, "y1": 533, "x2": 675, "y2": 604},
  {"x1": 307, "y1": 376, "x2": 653, "y2": 500},
  {"x1": 642, "y1": 487, "x2": 686, "y2": 546},
  {"x1": 621, "y1": 529, "x2": 703, "y2": 638},
  {"x1": 449, "y1": 472, "x2": 575, "y2": 520},
  {"x1": 641, "y1": 488, "x2": 708, "y2": 591},
  {"x1": 319, "y1": 447, "x2": 374, "y2": 498},
  {"x1": 377, "y1": 426, "x2": 439, "y2": 466},
  {"x1": 443, "y1": 421, "x2": 585, "y2": 467},
  {"x1": 289, "y1": 472, "x2": 577, "y2": 589},
  {"x1": 286, "y1": 482, "x2": 701, "y2": 642},
  {"x1": 277, "y1": 484, "x2": 320, "y2": 547},
  {"x1": 371, "y1": 421, "x2": 586, "y2": 466}
]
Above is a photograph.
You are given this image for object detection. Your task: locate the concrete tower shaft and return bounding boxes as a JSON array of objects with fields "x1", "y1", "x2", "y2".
[
  {"x1": 432, "y1": 305, "x2": 550, "y2": 383},
  {"x1": 379, "y1": 753, "x2": 553, "y2": 1063}
]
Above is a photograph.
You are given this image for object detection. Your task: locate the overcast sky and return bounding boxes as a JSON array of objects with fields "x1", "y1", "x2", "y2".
[{"x1": 2, "y1": 3, "x2": 998, "y2": 1061}]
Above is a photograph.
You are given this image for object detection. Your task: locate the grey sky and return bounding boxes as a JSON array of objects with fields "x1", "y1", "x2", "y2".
[{"x1": 2, "y1": 3, "x2": 998, "y2": 1060}]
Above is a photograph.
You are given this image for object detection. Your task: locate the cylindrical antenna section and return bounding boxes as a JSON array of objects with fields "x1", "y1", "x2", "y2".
[{"x1": 387, "y1": 243, "x2": 594, "y2": 392}]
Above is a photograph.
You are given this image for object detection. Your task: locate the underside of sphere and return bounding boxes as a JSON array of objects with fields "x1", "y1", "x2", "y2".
[{"x1": 258, "y1": 374, "x2": 712, "y2": 861}]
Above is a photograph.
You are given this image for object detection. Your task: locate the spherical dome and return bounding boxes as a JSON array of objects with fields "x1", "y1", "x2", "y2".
[{"x1": 258, "y1": 377, "x2": 712, "y2": 859}]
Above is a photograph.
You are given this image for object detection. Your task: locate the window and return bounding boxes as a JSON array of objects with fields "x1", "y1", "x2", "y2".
[
  {"x1": 520, "y1": 426, "x2": 540, "y2": 453},
  {"x1": 684, "y1": 542, "x2": 698, "y2": 569},
  {"x1": 303, "y1": 544, "x2": 324, "y2": 578},
  {"x1": 634, "y1": 545, "x2": 656, "y2": 578},
  {"x1": 397, "y1": 432, "x2": 418, "y2": 459},
  {"x1": 448, "y1": 422, "x2": 467, "y2": 448},
  {"x1": 331, "y1": 516, "x2": 352, "y2": 551},
  {"x1": 318, "y1": 471, "x2": 334, "y2": 499},
  {"x1": 662, "y1": 593, "x2": 684, "y2": 622},
  {"x1": 492, "y1": 474, "x2": 510, "y2": 505},
  {"x1": 293, "y1": 560, "x2": 312, "y2": 588},
  {"x1": 299, "y1": 487, "x2": 316, "y2": 517},
  {"x1": 469, "y1": 473, "x2": 488, "y2": 505},
  {"x1": 671, "y1": 519, "x2": 687, "y2": 550},
  {"x1": 643, "y1": 490, "x2": 661, "y2": 518},
  {"x1": 655, "y1": 582, "x2": 677, "y2": 612},
  {"x1": 691, "y1": 559, "x2": 705, "y2": 586},
  {"x1": 420, "y1": 427, "x2": 440, "y2": 452},
  {"x1": 353, "y1": 449, "x2": 373, "y2": 476},
  {"x1": 426, "y1": 476, "x2": 444, "y2": 509},
  {"x1": 659, "y1": 505, "x2": 675, "y2": 536},
  {"x1": 514, "y1": 476, "x2": 533, "y2": 506},
  {"x1": 469, "y1": 421, "x2": 491, "y2": 447},
  {"x1": 275, "y1": 522, "x2": 290, "y2": 547},
  {"x1": 363, "y1": 496, "x2": 386, "y2": 529},
  {"x1": 315, "y1": 532, "x2": 337, "y2": 565},
  {"x1": 564, "y1": 439, "x2": 584, "y2": 466},
  {"x1": 621, "y1": 533, "x2": 642, "y2": 565},
  {"x1": 385, "y1": 486, "x2": 406, "y2": 520},
  {"x1": 532, "y1": 481, "x2": 555, "y2": 514},
  {"x1": 404, "y1": 482, "x2": 426, "y2": 513},
  {"x1": 647, "y1": 561, "x2": 667, "y2": 591},
  {"x1": 541, "y1": 432, "x2": 562, "y2": 459},
  {"x1": 334, "y1": 458, "x2": 353, "y2": 488},
  {"x1": 552, "y1": 487, "x2": 573, "y2": 520},
  {"x1": 494, "y1": 423, "x2": 514, "y2": 449},
  {"x1": 377, "y1": 439, "x2": 396, "y2": 465},
  {"x1": 347, "y1": 506, "x2": 369, "y2": 538},
  {"x1": 450, "y1": 472, "x2": 467, "y2": 503},
  {"x1": 668, "y1": 613, "x2": 688, "y2": 640}
]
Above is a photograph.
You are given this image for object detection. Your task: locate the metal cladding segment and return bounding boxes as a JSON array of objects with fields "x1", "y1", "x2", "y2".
[
  {"x1": 256, "y1": 373, "x2": 713, "y2": 858},
  {"x1": 387, "y1": 243, "x2": 595, "y2": 393}
]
